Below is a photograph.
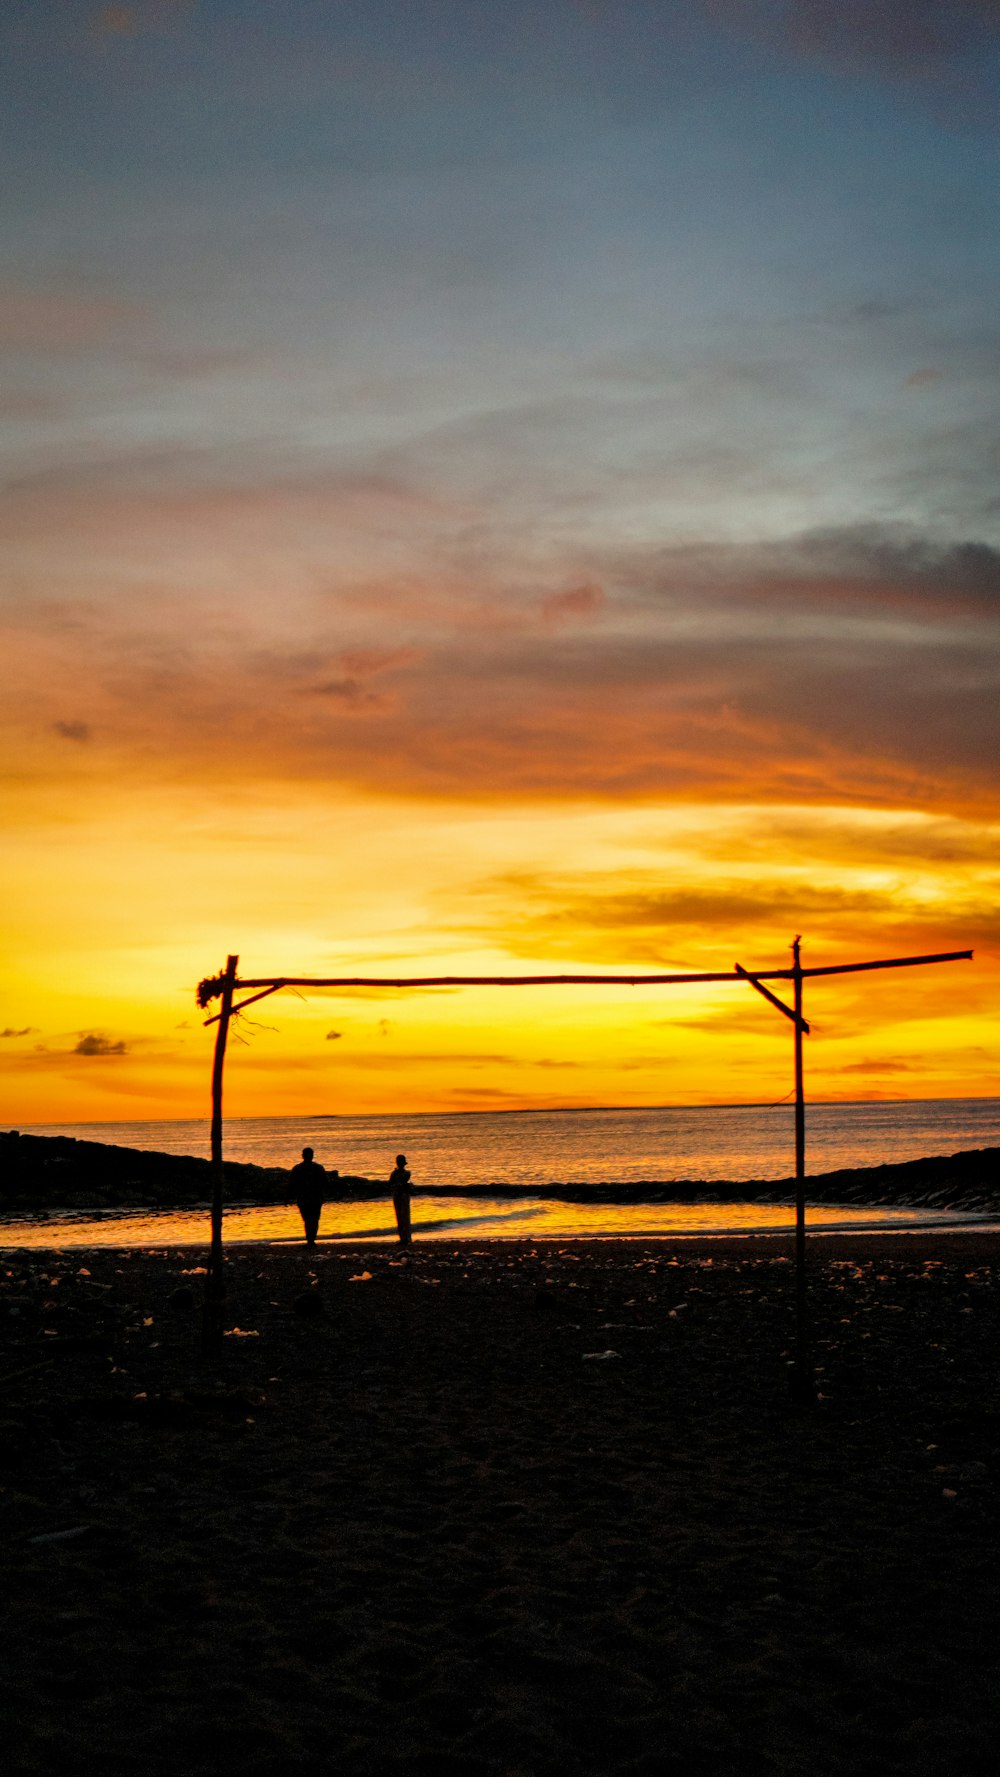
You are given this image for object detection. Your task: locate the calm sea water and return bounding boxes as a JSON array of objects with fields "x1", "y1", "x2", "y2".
[
  {"x1": 4, "y1": 1098, "x2": 997, "y2": 1247},
  {"x1": 18, "y1": 1097, "x2": 1000, "y2": 1187}
]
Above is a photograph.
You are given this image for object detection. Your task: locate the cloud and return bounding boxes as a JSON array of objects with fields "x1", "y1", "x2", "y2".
[
  {"x1": 5, "y1": 459, "x2": 1000, "y2": 820},
  {"x1": 850, "y1": 299, "x2": 905, "y2": 323},
  {"x1": 0, "y1": 392, "x2": 64, "y2": 419},
  {"x1": 338, "y1": 647, "x2": 423, "y2": 677},
  {"x1": 620, "y1": 525, "x2": 1000, "y2": 622},
  {"x1": 454, "y1": 863, "x2": 991, "y2": 969},
  {"x1": 739, "y1": 526, "x2": 1000, "y2": 617},
  {"x1": 0, "y1": 1027, "x2": 34, "y2": 1038},
  {"x1": 73, "y1": 1033, "x2": 128, "y2": 1056},
  {"x1": 687, "y1": 811, "x2": 1000, "y2": 871},
  {"x1": 91, "y1": 0, "x2": 192, "y2": 39},
  {"x1": 659, "y1": 1014, "x2": 788, "y2": 1037},
  {"x1": 833, "y1": 1056, "x2": 918, "y2": 1073},
  {"x1": 309, "y1": 646, "x2": 423, "y2": 713},
  {"x1": 461, "y1": 875, "x2": 902, "y2": 964},
  {"x1": 0, "y1": 289, "x2": 142, "y2": 351},
  {"x1": 702, "y1": 1, "x2": 1000, "y2": 135},
  {"x1": 11, "y1": 598, "x2": 1000, "y2": 818},
  {"x1": 318, "y1": 1051, "x2": 531, "y2": 1070},
  {"x1": 541, "y1": 583, "x2": 605, "y2": 626},
  {"x1": 310, "y1": 678, "x2": 386, "y2": 711},
  {"x1": 706, "y1": 1, "x2": 1000, "y2": 77},
  {"x1": 93, "y1": 5, "x2": 137, "y2": 34},
  {"x1": 141, "y1": 348, "x2": 264, "y2": 382}
]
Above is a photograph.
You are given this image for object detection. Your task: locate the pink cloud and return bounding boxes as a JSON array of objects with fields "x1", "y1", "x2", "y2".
[
  {"x1": 0, "y1": 290, "x2": 143, "y2": 351},
  {"x1": 541, "y1": 583, "x2": 605, "y2": 627},
  {"x1": 91, "y1": 0, "x2": 192, "y2": 39},
  {"x1": 93, "y1": 5, "x2": 138, "y2": 34},
  {"x1": 705, "y1": 1, "x2": 1000, "y2": 83},
  {"x1": 0, "y1": 392, "x2": 64, "y2": 419},
  {"x1": 338, "y1": 646, "x2": 423, "y2": 678}
]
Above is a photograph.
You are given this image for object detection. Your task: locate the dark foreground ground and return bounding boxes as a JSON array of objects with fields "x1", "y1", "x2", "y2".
[{"x1": 2, "y1": 1234, "x2": 1000, "y2": 1776}]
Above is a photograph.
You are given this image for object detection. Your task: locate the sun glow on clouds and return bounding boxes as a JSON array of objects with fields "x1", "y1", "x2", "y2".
[
  {"x1": 2, "y1": 1, "x2": 999, "y2": 1122},
  {"x1": 1, "y1": 786, "x2": 995, "y2": 1122}
]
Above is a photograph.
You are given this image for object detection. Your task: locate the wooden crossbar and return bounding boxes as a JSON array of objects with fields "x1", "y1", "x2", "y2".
[
  {"x1": 232, "y1": 970, "x2": 742, "y2": 989},
  {"x1": 200, "y1": 949, "x2": 973, "y2": 1024}
]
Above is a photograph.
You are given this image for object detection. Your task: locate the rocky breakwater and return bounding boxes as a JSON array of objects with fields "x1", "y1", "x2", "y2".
[
  {"x1": 525, "y1": 1146, "x2": 1000, "y2": 1210},
  {"x1": 0, "y1": 1130, "x2": 376, "y2": 1216},
  {"x1": 766, "y1": 1145, "x2": 1000, "y2": 1212},
  {"x1": 420, "y1": 1147, "x2": 1000, "y2": 1210}
]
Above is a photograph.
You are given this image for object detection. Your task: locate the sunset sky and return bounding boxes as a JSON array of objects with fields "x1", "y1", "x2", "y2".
[{"x1": 2, "y1": 0, "x2": 999, "y2": 1125}]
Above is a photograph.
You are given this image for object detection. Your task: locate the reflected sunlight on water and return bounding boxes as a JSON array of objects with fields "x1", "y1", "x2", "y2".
[{"x1": 0, "y1": 1197, "x2": 994, "y2": 1250}]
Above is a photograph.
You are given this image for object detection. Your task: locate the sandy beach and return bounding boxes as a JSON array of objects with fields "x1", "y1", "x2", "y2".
[{"x1": 3, "y1": 1232, "x2": 1000, "y2": 1776}]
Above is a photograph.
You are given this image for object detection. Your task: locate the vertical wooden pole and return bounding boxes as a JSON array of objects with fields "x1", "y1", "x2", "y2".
[
  {"x1": 202, "y1": 953, "x2": 238, "y2": 1357},
  {"x1": 791, "y1": 935, "x2": 813, "y2": 1403}
]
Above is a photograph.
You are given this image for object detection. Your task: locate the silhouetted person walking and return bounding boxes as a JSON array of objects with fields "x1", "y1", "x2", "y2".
[
  {"x1": 291, "y1": 1146, "x2": 326, "y2": 1247},
  {"x1": 390, "y1": 1152, "x2": 412, "y2": 1247}
]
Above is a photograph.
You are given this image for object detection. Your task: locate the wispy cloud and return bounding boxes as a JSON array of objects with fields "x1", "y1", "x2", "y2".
[
  {"x1": 833, "y1": 1056, "x2": 918, "y2": 1074},
  {"x1": 451, "y1": 862, "x2": 994, "y2": 967},
  {"x1": 707, "y1": 1, "x2": 1000, "y2": 83},
  {"x1": 686, "y1": 810, "x2": 1000, "y2": 870},
  {"x1": 90, "y1": 1, "x2": 192, "y2": 41},
  {"x1": 0, "y1": 289, "x2": 143, "y2": 351}
]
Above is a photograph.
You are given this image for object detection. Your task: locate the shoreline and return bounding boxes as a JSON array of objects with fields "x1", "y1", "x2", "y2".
[{"x1": 3, "y1": 1219, "x2": 1000, "y2": 1255}]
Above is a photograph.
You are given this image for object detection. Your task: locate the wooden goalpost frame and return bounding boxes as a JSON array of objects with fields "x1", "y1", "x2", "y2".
[{"x1": 197, "y1": 942, "x2": 973, "y2": 1383}]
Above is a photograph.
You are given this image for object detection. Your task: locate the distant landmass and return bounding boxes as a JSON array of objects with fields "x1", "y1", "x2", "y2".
[{"x1": 1, "y1": 1129, "x2": 998, "y2": 1215}]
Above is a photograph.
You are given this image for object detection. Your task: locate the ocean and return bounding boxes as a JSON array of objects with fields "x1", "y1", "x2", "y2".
[
  {"x1": 17, "y1": 1097, "x2": 1000, "y2": 1187},
  {"x1": 4, "y1": 1098, "x2": 998, "y2": 1247}
]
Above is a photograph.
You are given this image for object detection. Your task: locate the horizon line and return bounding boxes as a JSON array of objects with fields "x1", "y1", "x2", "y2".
[{"x1": 14, "y1": 1092, "x2": 1000, "y2": 1130}]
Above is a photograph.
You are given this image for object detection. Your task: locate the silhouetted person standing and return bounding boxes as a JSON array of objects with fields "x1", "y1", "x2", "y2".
[
  {"x1": 390, "y1": 1152, "x2": 412, "y2": 1248},
  {"x1": 291, "y1": 1146, "x2": 326, "y2": 1247}
]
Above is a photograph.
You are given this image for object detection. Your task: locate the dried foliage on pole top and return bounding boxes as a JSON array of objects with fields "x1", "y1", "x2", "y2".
[{"x1": 197, "y1": 971, "x2": 229, "y2": 1009}]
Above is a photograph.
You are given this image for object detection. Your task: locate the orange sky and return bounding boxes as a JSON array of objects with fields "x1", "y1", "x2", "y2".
[
  {"x1": 2, "y1": 782, "x2": 994, "y2": 1123},
  {"x1": 2, "y1": 3, "x2": 999, "y2": 1124}
]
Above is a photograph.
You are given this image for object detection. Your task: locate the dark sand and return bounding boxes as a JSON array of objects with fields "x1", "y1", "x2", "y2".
[{"x1": 3, "y1": 1233, "x2": 1000, "y2": 1776}]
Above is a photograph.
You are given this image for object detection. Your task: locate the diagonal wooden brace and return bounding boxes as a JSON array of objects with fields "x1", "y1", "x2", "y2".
[
  {"x1": 203, "y1": 983, "x2": 284, "y2": 1026},
  {"x1": 736, "y1": 963, "x2": 810, "y2": 1033}
]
